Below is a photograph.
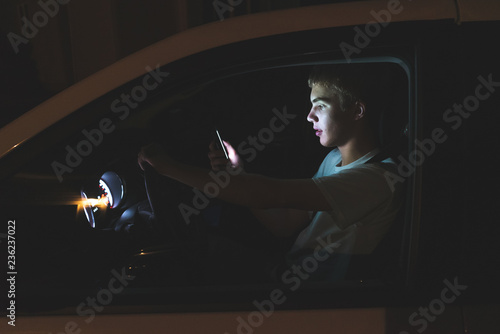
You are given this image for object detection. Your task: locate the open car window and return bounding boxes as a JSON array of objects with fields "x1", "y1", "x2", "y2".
[{"x1": 1, "y1": 57, "x2": 412, "y2": 312}]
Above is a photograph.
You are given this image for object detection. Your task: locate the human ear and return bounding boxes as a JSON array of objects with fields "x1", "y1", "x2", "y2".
[{"x1": 353, "y1": 101, "x2": 366, "y2": 120}]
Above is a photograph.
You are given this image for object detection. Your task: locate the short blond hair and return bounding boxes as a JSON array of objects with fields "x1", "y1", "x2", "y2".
[{"x1": 308, "y1": 65, "x2": 364, "y2": 112}]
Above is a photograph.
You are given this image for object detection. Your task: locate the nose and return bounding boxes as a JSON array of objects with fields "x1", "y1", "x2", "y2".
[{"x1": 307, "y1": 107, "x2": 317, "y2": 123}]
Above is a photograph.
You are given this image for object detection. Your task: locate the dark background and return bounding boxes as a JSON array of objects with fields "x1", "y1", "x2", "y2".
[{"x1": 0, "y1": 0, "x2": 361, "y2": 128}]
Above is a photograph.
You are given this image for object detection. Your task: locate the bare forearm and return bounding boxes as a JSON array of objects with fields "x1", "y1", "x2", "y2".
[
  {"x1": 139, "y1": 143, "x2": 330, "y2": 211},
  {"x1": 158, "y1": 160, "x2": 312, "y2": 237},
  {"x1": 156, "y1": 161, "x2": 283, "y2": 209}
]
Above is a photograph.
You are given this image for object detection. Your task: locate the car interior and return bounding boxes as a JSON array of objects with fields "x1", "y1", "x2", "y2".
[{"x1": 2, "y1": 59, "x2": 412, "y2": 311}]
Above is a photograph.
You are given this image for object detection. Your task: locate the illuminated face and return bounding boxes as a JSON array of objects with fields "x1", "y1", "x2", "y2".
[{"x1": 307, "y1": 84, "x2": 355, "y2": 147}]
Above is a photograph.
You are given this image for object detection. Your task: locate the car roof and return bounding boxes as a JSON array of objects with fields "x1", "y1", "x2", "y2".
[{"x1": 0, "y1": 0, "x2": 497, "y2": 159}]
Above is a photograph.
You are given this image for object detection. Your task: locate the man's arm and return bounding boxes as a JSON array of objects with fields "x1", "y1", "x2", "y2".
[
  {"x1": 205, "y1": 140, "x2": 316, "y2": 237},
  {"x1": 138, "y1": 144, "x2": 330, "y2": 210}
]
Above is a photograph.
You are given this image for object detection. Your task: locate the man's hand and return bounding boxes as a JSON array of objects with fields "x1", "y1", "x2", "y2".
[
  {"x1": 138, "y1": 142, "x2": 174, "y2": 174},
  {"x1": 208, "y1": 140, "x2": 244, "y2": 171}
]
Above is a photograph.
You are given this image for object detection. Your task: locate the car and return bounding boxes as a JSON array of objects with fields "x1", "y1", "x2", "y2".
[{"x1": 1, "y1": 0, "x2": 500, "y2": 333}]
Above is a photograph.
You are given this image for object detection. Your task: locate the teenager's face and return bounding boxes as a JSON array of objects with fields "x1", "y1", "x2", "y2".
[{"x1": 307, "y1": 84, "x2": 355, "y2": 147}]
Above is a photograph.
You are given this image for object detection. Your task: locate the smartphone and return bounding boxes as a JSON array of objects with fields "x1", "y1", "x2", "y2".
[{"x1": 214, "y1": 128, "x2": 229, "y2": 159}]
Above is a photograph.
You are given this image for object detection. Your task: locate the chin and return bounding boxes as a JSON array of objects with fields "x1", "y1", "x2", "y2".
[
  {"x1": 320, "y1": 140, "x2": 334, "y2": 148},
  {"x1": 319, "y1": 136, "x2": 334, "y2": 147}
]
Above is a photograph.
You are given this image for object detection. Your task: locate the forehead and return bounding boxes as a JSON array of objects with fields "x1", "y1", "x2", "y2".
[{"x1": 310, "y1": 84, "x2": 338, "y2": 103}]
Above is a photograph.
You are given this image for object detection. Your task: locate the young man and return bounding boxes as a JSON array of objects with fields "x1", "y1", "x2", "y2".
[{"x1": 138, "y1": 64, "x2": 404, "y2": 280}]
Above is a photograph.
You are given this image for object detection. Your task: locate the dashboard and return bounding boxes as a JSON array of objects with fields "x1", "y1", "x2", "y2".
[{"x1": 80, "y1": 171, "x2": 126, "y2": 228}]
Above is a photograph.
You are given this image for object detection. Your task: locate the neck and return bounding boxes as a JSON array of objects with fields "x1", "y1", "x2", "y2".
[{"x1": 337, "y1": 128, "x2": 378, "y2": 166}]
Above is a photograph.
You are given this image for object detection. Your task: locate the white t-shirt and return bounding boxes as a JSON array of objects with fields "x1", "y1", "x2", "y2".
[{"x1": 288, "y1": 148, "x2": 403, "y2": 262}]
